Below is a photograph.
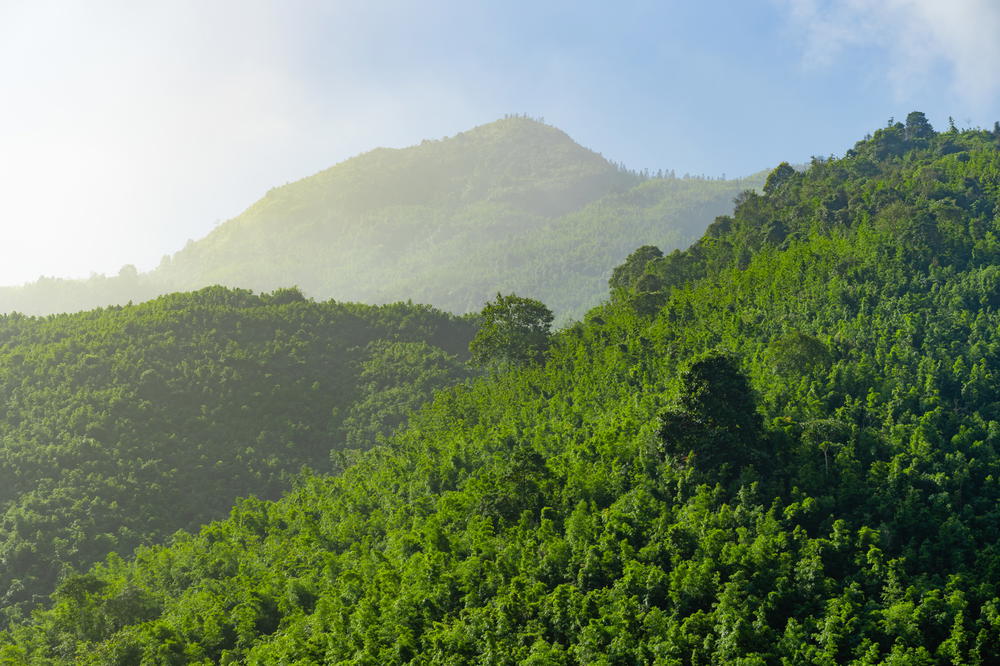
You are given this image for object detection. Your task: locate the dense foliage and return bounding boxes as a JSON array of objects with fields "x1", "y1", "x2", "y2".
[
  {"x1": 469, "y1": 293, "x2": 553, "y2": 370},
  {"x1": 6, "y1": 116, "x2": 1000, "y2": 663},
  {"x1": 0, "y1": 287, "x2": 475, "y2": 626},
  {"x1": 0, "y1": 118, "x2": 763, "y2": 321}
]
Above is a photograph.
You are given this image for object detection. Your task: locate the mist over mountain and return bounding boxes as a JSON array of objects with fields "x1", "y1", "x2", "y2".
[{"x1": 0, "y1": 118, "x2": 762, "y2": 320}]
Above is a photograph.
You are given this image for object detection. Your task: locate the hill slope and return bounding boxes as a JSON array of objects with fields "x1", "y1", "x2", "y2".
[
  {"x1": 0, "y1": 118, "x2": 762, "y2": 320},
  {"x1": 12, "y1": 115, "x2": 1000, "y2": 663},
  {"x1": 0, "y1": 288, "x2": 476, "y2": 626}
]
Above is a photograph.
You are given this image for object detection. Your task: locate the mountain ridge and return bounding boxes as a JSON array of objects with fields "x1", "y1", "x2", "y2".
[{"x1": 0, "y1": 117, "x2": 764, "y2": 319}]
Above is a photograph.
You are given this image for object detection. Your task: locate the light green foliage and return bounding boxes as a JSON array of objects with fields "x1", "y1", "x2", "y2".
[
  {"x1": 7, "y1": 114, "x2": 1000, "y2": 664},
  {"x1": 0, "y1": 118, "x2": 764, "y2": 321}
]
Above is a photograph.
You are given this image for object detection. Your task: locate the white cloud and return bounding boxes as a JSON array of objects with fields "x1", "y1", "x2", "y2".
[{"x1": 780, "y1": 0, "x2": 1000, "y2": 107}]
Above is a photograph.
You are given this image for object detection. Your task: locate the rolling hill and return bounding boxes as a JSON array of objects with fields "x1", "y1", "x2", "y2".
[
  {"x1": 0, "y1": 288, "x2": 476, "y2": 626},
  {"x1": 0, "y1": 118, "x2": 763, "y2": 320}
]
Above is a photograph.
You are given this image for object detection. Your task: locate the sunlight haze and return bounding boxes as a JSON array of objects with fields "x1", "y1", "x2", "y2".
[{"x1": 1, "y1": 0, "x2": 999, "y2": 285}]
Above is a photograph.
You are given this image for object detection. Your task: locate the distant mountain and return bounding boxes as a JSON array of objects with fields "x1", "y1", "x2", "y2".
[{"x1": 0, "y1": 118, "x2": 763, "y2": 319}]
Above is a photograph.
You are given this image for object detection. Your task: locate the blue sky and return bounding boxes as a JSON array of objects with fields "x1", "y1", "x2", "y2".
[{"x1": 2, "y1": 0, "x2": 999, "y2": 285}]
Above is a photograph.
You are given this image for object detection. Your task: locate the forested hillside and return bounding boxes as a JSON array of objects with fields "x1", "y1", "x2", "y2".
[
  {"x1": 7, "y1": 114, "x2": 1000, "y2": 663},
  {"x1": 0, "y1": 118, "x2": 762, "y2": 321},
  {"x1": 0, "y1": 288, "x2": 476, "y2": 627}
]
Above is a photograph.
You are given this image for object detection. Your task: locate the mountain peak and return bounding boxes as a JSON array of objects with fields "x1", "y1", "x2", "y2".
[
  {"x1": 251, "y1": 116, "x2": 632, "y2": 222},
  {"x1": 459, "y1": 115, "x2": 577, "y2": 143}
]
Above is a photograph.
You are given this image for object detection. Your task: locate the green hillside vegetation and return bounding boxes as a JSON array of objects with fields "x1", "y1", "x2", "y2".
[
  {"x1": 8, "y1": 113, "x2": 1000, "y2": 663},
  {"x1": 0, "y1": 288, "x2": 476, "y2": 627},
  {"x1": 0, "y1": 118, "x2": 763, "y2": 321}
]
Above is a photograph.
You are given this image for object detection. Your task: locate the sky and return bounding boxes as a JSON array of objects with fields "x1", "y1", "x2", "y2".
[{"x1": 1, "y1": 0, "x2": 999, "y2": 286}]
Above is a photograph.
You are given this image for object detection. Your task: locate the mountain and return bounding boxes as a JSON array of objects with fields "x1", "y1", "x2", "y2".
[
  {"x1": 0, "y1": 118, "x2": 763, "y2": 320},
  {"x1": 7, "y1": 116, "x2": 1000, "y2": 663},
  {"x1": 0, "y1": 287, "x2": 476, "y2": 626}
]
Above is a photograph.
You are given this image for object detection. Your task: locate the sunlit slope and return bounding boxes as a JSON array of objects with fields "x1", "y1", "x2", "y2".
[
  {"x1": 0, "y1": 118, "x2": 762, "y2": 317},
  {"x1": 434, "y1": 175, "x2": 765, "y2": 319},
  {"x1": 155, "y1": 117, "x2": 760, "y2": 317}
]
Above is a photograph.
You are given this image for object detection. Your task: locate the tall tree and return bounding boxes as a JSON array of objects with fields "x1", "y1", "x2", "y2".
[
  {"x1": 658, "y1": 353, "x2": 764, "y2": 475},
  {"x1": 609, "y1": 245, "x2": 663, "y2": 292},
  {"x1": 904, "y1": 111, "x2": 935, "y2": 141},
  {"x1": 469, "y1": 293, "x2": 553, "y2": 369}
]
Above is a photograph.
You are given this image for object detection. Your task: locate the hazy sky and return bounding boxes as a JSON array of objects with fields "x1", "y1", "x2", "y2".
[{"x1": 2, "y1": 0, "x2": 999, "y2": 286}]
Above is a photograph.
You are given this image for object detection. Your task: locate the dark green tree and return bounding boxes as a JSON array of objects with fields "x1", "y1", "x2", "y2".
[
  {"x1": 658, "y1": 353, "x2": 764, "y2": 474},
  {"x1": 763, "y1": 161, "x2": 796, "y2": 196},
  {"x1": 469, "y1": 293, "x2": 553, "y2": 368},
  {"x1": 609, "y1": 245, "x2": 663, "y2": 292},
  {"x1": 904, "y1": 111, "x2": 935, "y2": 142},
  {"x1": 765, "y1": 331, "x2": 831, "y2": 377},
  {"x1": 630, "y1": 272, "x2": 668, "y2": 315}
]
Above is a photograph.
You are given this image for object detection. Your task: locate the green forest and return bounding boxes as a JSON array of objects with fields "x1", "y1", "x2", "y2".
[
  {"x1": 0, "y1": 288, "x2": 476, "y2": 629},
  {"x1": 4, "y1": 113, "x2": 1000, "y2": 663},
  {"x1": 0, "y1": 118, "x2": 762, "y2": 322}
]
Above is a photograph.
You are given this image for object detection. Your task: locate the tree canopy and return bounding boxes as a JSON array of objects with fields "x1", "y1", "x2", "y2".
[{"x1": 469, "y1": 293, "x2": 554, "y2": 368}]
